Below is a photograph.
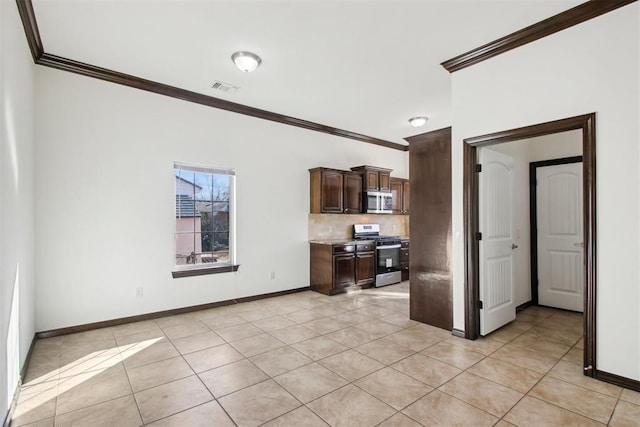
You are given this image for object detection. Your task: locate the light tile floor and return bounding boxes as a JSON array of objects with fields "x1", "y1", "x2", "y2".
[{"x1": 11, "y1": 282, "x2": 640, "y2": 426}]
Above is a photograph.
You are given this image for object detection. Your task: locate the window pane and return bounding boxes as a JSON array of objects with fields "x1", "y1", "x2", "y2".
[
  {"x1": 174, "y1": 163, "x2": 234, "y2": 270},
  {"x1": 175, "y1": 232, "x2": 195, "y2": 265}
]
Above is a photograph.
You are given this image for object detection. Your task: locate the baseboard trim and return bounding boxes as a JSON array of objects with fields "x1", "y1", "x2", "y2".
[
  {"x1": 595, "y1": 369, "x2": 640, "y2": 392},
  {"x1": 36, "y1": 286, "x2": 311, "y2": 339},
  {"x1": 516, "y1": 301, "x2": 533, "y2": 312},
  {"x1": 20, "y1": 334, "x2": 37, "y2": 380},
  {"x1": 3, "y1": 333, "x2": 36, "y2": 427},
  {"x1": 451, "y1": 328, "x2": 466, "y2": 338},
  {"x1": 3, "y1": 381, "x2": 21, "y2": 427}
]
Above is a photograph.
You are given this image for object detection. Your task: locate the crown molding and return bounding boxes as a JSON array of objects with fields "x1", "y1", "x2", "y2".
[
  {"x1": 15, "y1": 0, "x2": 407, "y2": 151},
  {"x1": 441, "y1": 0, "x2": 637, "y2": 73}
]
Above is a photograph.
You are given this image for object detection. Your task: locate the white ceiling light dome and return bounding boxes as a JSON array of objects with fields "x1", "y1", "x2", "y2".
[
  {"x1": 408, "y1": 116, "x2": 428, "y2": 127},
  {"x1": 231, "y1": 51, "x2": 262, "y2": 72}
]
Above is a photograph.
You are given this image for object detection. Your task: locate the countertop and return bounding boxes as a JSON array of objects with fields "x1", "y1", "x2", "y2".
[
  {"x1": 309, "y1": 239, "x2": 373, "y2": 245},
  {"x1": 309, "y1": 236, "x2": 409, "y2": 245}
]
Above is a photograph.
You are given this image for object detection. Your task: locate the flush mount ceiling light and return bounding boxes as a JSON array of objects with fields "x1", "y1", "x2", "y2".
[
  {"x1": 408, "y1": 116, "x2": 428, "y2": 127},
  {"x1": 231, "y1": 51, "x2": 262, "y2": 72}
]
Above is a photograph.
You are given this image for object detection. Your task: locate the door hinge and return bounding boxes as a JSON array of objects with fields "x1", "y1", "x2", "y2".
[
  {"x1": 478, "y1": 300, "x2": 483, "y2": 309},
  {"x1": 476, "y1": 232, "x2": 482, "y2": 241},
  {"x1": 476, "y1": 164, "x2": 482, "y2": 173}
]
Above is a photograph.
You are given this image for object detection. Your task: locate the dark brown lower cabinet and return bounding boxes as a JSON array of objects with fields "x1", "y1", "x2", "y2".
[
  {"x1": 334, "y1": 254, "x2": 356, "y2": 290},
  {"x1": 310, "y1": 242, "x2": 374, "y2": 295},
  {"x1": 355, "y1": 251, "x2": 375, "y2": 286},
  {"x1": 401, "y1": 239, "x2": 410, "y2": 281}
]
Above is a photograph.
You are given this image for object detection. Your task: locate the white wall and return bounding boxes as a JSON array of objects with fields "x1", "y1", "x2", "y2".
[
  {"x1": 452, "y1": 4, "x2": 639, "y2": 380},
  {"x1": 529, "y1": 129, "x2": 582, "y2": 162},
  {"x1": 485, "y1": 131, "x2": 582, "y2": 307},
  {"x1": 34, "y1": 67, "x2": 409, "y2": 331},
  {"x1": 0, "y1": 0, "x2": 36, "y2": 418}
]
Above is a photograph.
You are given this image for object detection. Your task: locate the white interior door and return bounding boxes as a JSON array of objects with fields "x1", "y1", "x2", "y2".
[
  {"x1": 479, "y1": 148, "x2": 516, "y2": 336},
  {"x1": 537, "y1": 162, "x2": 583, "y2": 312}
]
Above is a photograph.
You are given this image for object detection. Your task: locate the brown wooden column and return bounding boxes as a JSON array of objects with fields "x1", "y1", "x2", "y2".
[{"x1": 405, "y1": 127, "x2": 452, "y2": 330}]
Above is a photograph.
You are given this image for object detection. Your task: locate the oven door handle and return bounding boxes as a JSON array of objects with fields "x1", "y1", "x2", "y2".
[{"x1": 377, "y1": 244, "x2": 401, "y2": 249}]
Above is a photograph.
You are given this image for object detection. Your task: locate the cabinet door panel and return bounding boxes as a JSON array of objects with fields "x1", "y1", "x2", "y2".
[
  {"x1": 356, "y1": 252, "x2": 375, "y2": 285},
  {"x1": 321, "y1": 170, "x2": 344, "y2": 213},
  {"x1": 334, "y1": 254, "x2": 355, "y2": 289},
  {"x1": 390, "y1": 179, "x2": 403, "y2": 214},
  {"x1": 344, "y1": 173, "x2": 363, "y2": 214},
  {"x1": 402, "y1": 180, "x2": 410, "y2": 214},
  {"x1": 379, "y1": 172, "x2": 391, "y2": 192},
  {"x1": 366, "y1": 171, "x2": 379, "y2": 191}
]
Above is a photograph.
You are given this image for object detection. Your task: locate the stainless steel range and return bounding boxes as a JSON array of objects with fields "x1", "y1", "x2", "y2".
[{"x1": 353, "y1": 224, "x2": 402, "y2": 287}]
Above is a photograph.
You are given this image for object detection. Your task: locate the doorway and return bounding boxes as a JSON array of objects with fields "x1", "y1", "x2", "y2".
[
  {"x1": 462, "y1": 113, "x2": 596, "y2": 377},
  {"x1": 530, "y1": 156, "x2": 584, "y2": 311}
]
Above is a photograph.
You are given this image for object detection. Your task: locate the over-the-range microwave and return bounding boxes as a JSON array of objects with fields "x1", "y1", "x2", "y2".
[{"x1": 364, "y1": 191, "x2": 393, "y2": 214}]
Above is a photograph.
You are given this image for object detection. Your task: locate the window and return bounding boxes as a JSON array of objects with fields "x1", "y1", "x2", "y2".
[{"x1": 173, "y1": 162, "x2": 237, "y2": 277}]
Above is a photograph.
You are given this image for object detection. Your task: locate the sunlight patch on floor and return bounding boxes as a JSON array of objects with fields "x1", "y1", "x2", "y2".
[{"x1": 15, "y1": 337, "x2": 163, "y2": 418}]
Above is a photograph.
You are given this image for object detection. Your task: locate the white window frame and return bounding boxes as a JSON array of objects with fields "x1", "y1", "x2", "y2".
[{"x1": 172, "y1": 161, "x2": 237, "y2": 278}]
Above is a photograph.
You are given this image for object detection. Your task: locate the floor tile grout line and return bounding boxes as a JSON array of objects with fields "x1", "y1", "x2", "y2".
[
  {"x1": 236, "y1": 311, "x2": 423, "y2": 422},
  {"x1": 350, "y1": 373, "x2": 433, "y2": 413},
  {"x1": 20, "y1": 286, "x2": 615, "y2": 427},
  {"x1": 519, "y1": 351, "x2": 615, "y2": 425},
  {"x1": 191, "y1": 365, "x2": 238, "y2": 427},
  {"x1": 521, "y1": 394, "x2": 611, "y2": 425},
  {"x1": 54, "y1": 392, "x2": 137, "y2": 422},
  {"x1": 429, "y1": 313, "x2": 585, "y2": 426},
  {"x1": 607, "y1": 395, "x2": 622, "y2": 426},
  {"x1": 457, "y1": 363, "x2": 533, "y2": 396},
  {"x1": 303, "y1": 382, "x2": 392, "y2": 427},
  {"x1": 545, "y1": 370, "x2": 624, "y2": 399},
  {"x1": 490, "y1": 329, "x2": 563, "y2": 425},
  {"x1": 118, "y1": 357, "x2": 145, "y2": 427},
  {"x1": 435, "y1": 386, "x2": 507, "y2": 421}
]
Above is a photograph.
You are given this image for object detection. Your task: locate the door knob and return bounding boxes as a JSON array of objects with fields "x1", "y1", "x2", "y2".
[
  {"x1": 574, "y1": 242, "x2": 584, "y2": 248},
  {"x1": 511, "y1": 243, "x2": 518, "y2": 250}
]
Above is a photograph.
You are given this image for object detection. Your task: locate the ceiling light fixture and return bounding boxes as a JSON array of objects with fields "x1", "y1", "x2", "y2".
[
  {"x1": 231, "y1": 51, "x2": 262, "y2": 73},
  {"x1": 408, "y1": 116, "x2": 428, "y2": 127}
]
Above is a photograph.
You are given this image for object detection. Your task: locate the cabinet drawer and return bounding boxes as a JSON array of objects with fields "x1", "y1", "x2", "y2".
[
  {"x1": 356, "y1": 243, "x2": 374, "y2": 252},
  {"x1": 400, "y1": 249, "x2": 410, "y2": 262},
  {"x1": 401, "y1": 240, "x2": 410, "y2": 249},
  {"x1": 333, "y1": 244, "x2": 355, "y2": 254}
]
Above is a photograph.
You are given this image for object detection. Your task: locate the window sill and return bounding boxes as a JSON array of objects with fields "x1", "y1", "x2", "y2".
[{"x1": 172, "y1": 264, "x2": 239, "y2": 278}]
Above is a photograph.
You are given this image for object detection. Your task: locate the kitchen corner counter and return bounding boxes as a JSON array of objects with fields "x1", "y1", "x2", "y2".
[{"x1": 309, "y1": 239, "x2": 373, "y2": 245}]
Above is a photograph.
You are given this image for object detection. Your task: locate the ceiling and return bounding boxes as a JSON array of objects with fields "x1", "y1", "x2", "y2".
[{"x1": 31, "y1": 0, "x2": 583, "y2": 146}]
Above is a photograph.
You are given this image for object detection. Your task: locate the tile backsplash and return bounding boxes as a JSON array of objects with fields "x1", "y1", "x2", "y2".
[{"x1": 309, "y1": 214, "x2": 409, "y2": 240}]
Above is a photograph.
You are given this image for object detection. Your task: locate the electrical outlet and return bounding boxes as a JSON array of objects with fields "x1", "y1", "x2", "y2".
[
  {"x1": 136, "y1": 287, "x2": 143, "y2": 298},
  {"x1": 269, "y1": 272, "x2": 276, "y2": 280}
]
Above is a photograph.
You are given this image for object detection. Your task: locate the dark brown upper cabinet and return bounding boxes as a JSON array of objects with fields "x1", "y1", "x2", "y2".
[
  {"x1": 390, "y1": 177, "x2": 410, "y2": 215},
  {"x1": 402, "y1": 180, "x2": 410, "y2": 214},
  {"x1": 310, "y1": 168, "x2": 343, "y2": 213},
  {"x1": 343, "y1": 172, "x2": 363, "y2": 214},
  {"x1": 350, "y1": 166, "x2": 392, "y2": 192},
  {"x1": 310, "y1": 166, "x2": 407, "y2": 215},
  {"x1": 310, "y1": 168, "x2": 363, "y2": 214}
]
